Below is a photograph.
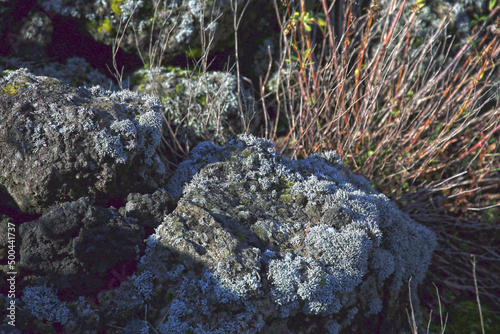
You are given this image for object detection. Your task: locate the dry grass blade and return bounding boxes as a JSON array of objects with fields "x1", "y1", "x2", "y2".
[{"x1": 471, "y1": 254, "x2": 486, "y2": 334}]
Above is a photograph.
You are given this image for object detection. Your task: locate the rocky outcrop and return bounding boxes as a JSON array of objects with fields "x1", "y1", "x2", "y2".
[
  {"x1": 120, "y1": 134, "x2": 435, "y2": 333},
  {"x1": 0, "y1": 68, "x2": 167, "y2": 214},
  {"x1": 31, "y1": 0, "x2": 271, "y2": 66},
  {"x1": 0, "y1": 71, "x2": 437, "y2": 332}
]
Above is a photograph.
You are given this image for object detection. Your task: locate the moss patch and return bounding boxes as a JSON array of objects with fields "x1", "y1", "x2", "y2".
[
  {"x1": 2, "y1": 84, "x2": 18, "y2": 96},
  {"x1": 111, "y1": 0, "x2": 124, "y2": 17},
  {"x1": 279, "y1": 194, "x2": 293, "y2": 203},
  {"x1": 175, "y1": 84, "x2": 184, "y2": 95},
  {"x1": 97, "y1": 18, "x2": 113, "y2": 34}
]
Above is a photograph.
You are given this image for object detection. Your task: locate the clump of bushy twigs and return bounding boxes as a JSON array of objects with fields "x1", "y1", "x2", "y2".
[{"x1": 256, "y1": 0, "x2": 499, "y2": 330}]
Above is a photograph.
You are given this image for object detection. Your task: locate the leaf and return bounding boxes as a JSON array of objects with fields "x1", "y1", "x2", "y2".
[
  {"x1": 317, "y1": 18, "x2": 326, "y2": 27},
  {"x1": 489, "y1": 0, "x2": 497, "y2": 11},
  {"x1": 303, "y1": 47, "x2": 312, "y2": 59},
  {"x1": 285, "y1": 54, "x2": 299, "y2": 63}
]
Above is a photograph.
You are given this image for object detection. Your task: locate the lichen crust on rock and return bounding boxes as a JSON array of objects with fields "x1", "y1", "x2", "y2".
[
  {"x1": 137, "y1": 133, "x2": 437, "y2": 332},
  {"x1": 0, "y1": 68, "x2": 168, "y2": 213}
]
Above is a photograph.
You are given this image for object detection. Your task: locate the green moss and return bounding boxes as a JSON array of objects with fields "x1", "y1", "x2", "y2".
[
  {"x1": 111, "y1": 0, "x2": 124, "y2": 17},
  {"x1": 197, "y1": 95, "x2": 207, "y2": 106},
  {"x1": 172, "y1": 219, "x2": 183, "y2": 227},
  {"x1": 175, "y1": 84, "x2": 184, "y2": 95},
  {"x1": 251, "y1": 225, "x2": 267, "y2": 242},
  {"x1": 237, "y1": 211, "x2": 250, "y2": 220},
  {"x1": 278, "y1": 208, "x2": 288, "y2": 217},
  {"x1": 1, "y1": 69, "x2": 12, "y2": 78},
  {"x1": 38, "y1": 77, "x2": 61, "y2": 90},
  {"x1": 2, "y1": 75, "x2": 31, "y2": 96},
  {"x1": 2, "y1": 85, "x2": 18, "y2": 96},
  {"x1": 240, "y1": 197, "x2": 250, "y2": 206},
  {"x1": 272, "y1": 179, "x2": 295, "y2": 191},
  {"x1": 242, "y1": 149, "x2": 251, "y2": 158},
  {"x1": 159, "y1": 94, "x2": 169, "y2": 104},
  {"x1": 185, "y1": 47, "x2": 203, "y2": 59},
  {"x1": 97, "y1": 18, "x2": 113, "y2": 34},
  {"x1": 235, "y1": 232, "x2": 245, "y2": 241},
  {"x1": 279, "y1": 194, "x2": 293, "y2": 203}
]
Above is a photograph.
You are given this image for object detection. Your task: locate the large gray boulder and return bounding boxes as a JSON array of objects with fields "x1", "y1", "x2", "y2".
[
  {"x1": 0, "y1": 69, "x2": 167, "y2": 214},
  {"x1": 127, "y1": 134, "x2": 437, "y2": 333}
]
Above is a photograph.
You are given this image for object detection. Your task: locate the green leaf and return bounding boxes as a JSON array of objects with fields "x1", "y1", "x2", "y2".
[
  {"x1": 303, "y1": 48, "x2": 311, "y2": 59},
  {"x1": 489, "y1": 0, "x2": 497, "y2": 11},
  {"x1": 285, "y1": 54, "x2": 299, "y2": 63},
  {"x1": 416, "y1": 0, "x2": 426, "y2": 10}
]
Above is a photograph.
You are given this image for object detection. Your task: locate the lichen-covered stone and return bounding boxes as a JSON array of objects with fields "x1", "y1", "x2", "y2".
[
  {"x1": 17, "y1": 283, "x2": 100, "y2": 333},
  {"x1": 12, "y1": 133, "x2": 438, "y2": 332},
  {"x1": 0, "y1": 69, "x2": 168, "y2": 214},
  {"x1": 131, "y1": 133, "x2": 438, "y2": 332},
  {"x1": 2, "y1": 10, "x2": 53, "y2": 61},
  {"x1": 377, "y1": 0, "x2": 481, "y2": 42}
]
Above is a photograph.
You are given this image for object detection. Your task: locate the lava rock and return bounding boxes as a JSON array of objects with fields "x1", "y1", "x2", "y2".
[
  {"x1": 132, "y1": 134, "x2": 438, "y2": 333},
  {"x1": 19, "y1": 197, "x2": 144, "y2": 297},
  {"x1": 0, "y1": 69, "x2": 168, "y2": 214}
]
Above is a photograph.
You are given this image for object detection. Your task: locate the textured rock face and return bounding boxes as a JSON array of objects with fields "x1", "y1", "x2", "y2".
[
  {"x1": 1, "y1": 70, "x2": 438, "y2": 331},
  {"x1": 0, "y1": 69, "x2": 167, "y2": 214},
  {"x1": 130, "y1": 134, "x2": 438, "y2": 333},
  {"x1": 119, "y1": 189, "x2": 176, "y2": 229},
  {"x1": 19, "y1": 197, "x2": 144, "y2": 297}
]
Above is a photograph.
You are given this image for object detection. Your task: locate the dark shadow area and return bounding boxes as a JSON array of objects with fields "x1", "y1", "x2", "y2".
[
  {"x1": 0, "y1": 187, "x2": 41, "y2": 224},
  {"x1": 46, "y1": 15, "x2": 142, "y2": 83}
]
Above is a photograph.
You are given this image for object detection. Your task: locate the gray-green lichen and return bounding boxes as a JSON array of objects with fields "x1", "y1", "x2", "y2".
[
  {"x1": 0, "y1": 68, "x2": 168, "y2": 213},
  {"x1": 140, "y1": 133, "x2": 437, "y2": 332}
]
